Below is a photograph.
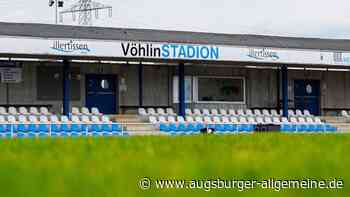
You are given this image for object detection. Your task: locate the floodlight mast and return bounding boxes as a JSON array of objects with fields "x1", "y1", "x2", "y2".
[{"x1": 59, "y1": 0, "x2": 113, "y2": 26}]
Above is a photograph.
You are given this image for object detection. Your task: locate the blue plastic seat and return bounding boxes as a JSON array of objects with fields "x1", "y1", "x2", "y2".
[
  {"x1": 16, "y1": 123, "x2": 27, "y2": 133},
  {"x1": 159, "y1": 123, "x2": 169, "y2": 132},
  {"x1": 186, "y1": 123, "x2": 198, "y2": 134},
  {"x1": 61, "y1": 124, "x2": 70, "y2": 133},
  {"x1": 214, "y1": 124, "x2": 225, "y2": 133},
  {"x1": 111, "y1": 124, "x2": 122, "y2": 132},
  {"x1": 325, "y1": 124, "x2": 337, "y2": 132}
]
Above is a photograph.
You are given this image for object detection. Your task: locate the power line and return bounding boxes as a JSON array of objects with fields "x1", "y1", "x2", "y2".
[{"x1": 60, "y1": 0, "x2": 112, "y2": 26}]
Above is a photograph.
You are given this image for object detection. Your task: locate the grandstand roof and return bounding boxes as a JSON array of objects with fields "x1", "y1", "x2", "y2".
[{"x1": 1, "y1": 22, "x2": 350, "y2": 51}]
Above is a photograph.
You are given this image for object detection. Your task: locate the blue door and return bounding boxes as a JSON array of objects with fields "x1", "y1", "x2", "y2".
[
  {"x1": 86, "y1": 74, "x2": 118, "y2": 114},
  {"x1": 294, "y1": 80, "x2": 320, "y2": 116}
]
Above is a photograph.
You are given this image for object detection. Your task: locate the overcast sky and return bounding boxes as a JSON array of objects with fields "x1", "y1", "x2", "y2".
[{"x1": 0, "y1": 0, "x2": 349, "y2": 39}]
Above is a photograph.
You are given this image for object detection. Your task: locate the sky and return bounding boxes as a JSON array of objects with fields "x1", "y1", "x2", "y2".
[{"x1": 0, "y1": 0, "x2": 349, "y2": 39}]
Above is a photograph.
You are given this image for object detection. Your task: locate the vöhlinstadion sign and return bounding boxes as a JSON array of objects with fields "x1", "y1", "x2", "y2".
[{"x1": 1, "y1": 36, "x2": 350, "y2": 66}]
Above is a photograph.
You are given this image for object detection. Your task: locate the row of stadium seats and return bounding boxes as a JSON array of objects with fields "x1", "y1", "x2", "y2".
[
  {"x1": 71, "y1": 107, "x2": 102, "y2": 116},
  {"x1": 139, "y1": 107, "x2": 313, "y2": 117},
  {"x1": 0, "y1": 106, "x2": 103, "y2": 117},
  {"x1": 0, "y1": 106, "x2": 52, "y2": 116},
  {"x1": 149, "y1": 115, "x2": 323, "y2": 125},
  {"x1": 0, "y1": 114, "x2": 125, "y2": 138},
  {"x1": 0, "y1": 114, "x2": 111, "y2": 123},
  {"x1": 341, "y1": 110, "x2": 350, "y2": 118},
  {"x1": 138, "y1": 108, "x2": 176, "y2": 116},
  {"x1": 159, "y1": 122, "x2": 336, "y2": 135},
  {"x1": 150, "y1": 116, "x2": 337, "y2": 134}
]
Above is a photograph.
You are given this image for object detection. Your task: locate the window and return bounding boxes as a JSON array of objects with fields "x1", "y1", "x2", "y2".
[
  {"x1": 37, "y1": 66, "x2": 81, "y2": 101},
  {"x1": 173, "y1": 76, "x2": 193, "y2": 103},
  {"x1": 196, "y1": 77, "x2": 245, "y2": 103}
]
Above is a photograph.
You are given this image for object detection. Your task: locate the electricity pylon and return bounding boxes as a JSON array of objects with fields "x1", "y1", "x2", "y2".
[{"x1": 60, "y1": 0, "x2": 112, "y2": 26}]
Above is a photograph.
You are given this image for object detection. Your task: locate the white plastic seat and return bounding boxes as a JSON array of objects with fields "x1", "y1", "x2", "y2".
[
  {"x1": 298, "y1": 117, "x2": 306, "y2": 123},
  {"x1": 193, "y1": 109, "x2": 202, "y2": 116},
  {"x1": 290, "y1": 117, "x2": 298, "y2": 123},
  {"x1": 314, "y1": 117, "x2": 322, "y2": 124},
  {"x1": 158, "y1": 116, "x2": 167, "y2": 123},
  {"x1": 237, "y1": 109, "x2": 245, "y2": 116},
  {"x1": 50, "y1": 115, "x2": 59, "y2": 123},
  {"x1": 230, "y1": 117, "x2": 239, "y2": 124},
  {"x1": 28, "y1": 115, "x2": 38, "y2": 123},
  {"x1": 219, "y1": 109, "x2": 227, "y2": 116},
  {"x1": 202, "y1": 109, "x2": 210, "y2": 116},
  {"x1": 185, "y1": 116, "x2": 194, "y2": 123},
  {"x1": 80, "y1": 116, "x2": 90, "y2": 123},
  {"x1": 18, "y1": 115, "x2": 27, "y2": 123},
  {"x1": 281, "y1": 117, "x2": 289, "y2": 123},
  {"x1": 40, "y1": 107, "x2": 51, "y2": 115},
  {"x1": 157, "y1": 108, "x2": 166, "y2": 116},
  {"x1": 0, "y1": 116, "x2": 6, "y2": 123},
  {"x1": 29, "y1": 107, "x2": 40, "y2": 115},
  {"x1": 248, "y1": 117, "x2": 257, "y2": 124},
  {"x1": 39, "y1": 116, "x2": 49, "y2": 123},
  {"x1": 167, "y1": 116, "x2": 177, "y2": 123},
  {"x1": 7, "y1": 115, "x2": 16, "y2": 123},
  {"x1": 295, "y1": 109, "x2": 303, "y2": 117},
  {"x1": 185, "y1": 109, "x2": 193, "y2": 116},
  {"x1": 166, "y1": 108, "x2": 176, "y2": 116},
  {"x1": 264, "y1": 117, "x2": 273, "y2": 124},
  {"x1": 203, "y1": 116, "x2": 213, "y2": 124},
  {"x1": 147, "y1": 108, "x2": 157, "y2": 116},
  {"x1": 222, "y1": 116, "x2": 230, "y2": 123},
  {"x1": 149, "y1": 116, "x2": 158, "y2": 124},
  {"x1": 262, "y1": 109, "x2": 270, "y2": 117},
  {"x1": 288, "y1": 110, "x2": 295, "y2": 117},
  {"x1": 0, "y1": 107, "x2": 8, "y2": 115},
  {"x1": 194, "y1": 116, "x2": 203, "y2": 123},
  {"x1": 254, "y1": 109, "x2": 262, "y2": 116},
  {"x1": 8, "y1": 107, "x2": 18, "y2": 115},
  {"x1": 272, "y1": 117, "x2": 281, "y2": 124},
  {"x1": 91, "y1": 107, "x2": 102, "y2": 116},
  {"x1": 91, "y1": 116, "x2": 101, "y2": 123},
  {"x1": 306, "y1": 117, "x2": 314, "y2": 123},
  {"x1": 61, "y1": 116, "x2": 70, "y2": 123},
  {"x1": 81, "y1": 107, "x2": 90, "y2": 115},
  {"x1": 213, "y1": 116, "x2": 221, "y2": 123},
  {"x1": 228, "y1": 109, "x2": 236, "y2": 116},
  {"x1": 101, "y1": 116, "x2": 111, "y2": 123},
  {"x1": 271, "y1": 109, "x2": 279, "y2": 117},
  {"x1": 245, "y1": 109, "x2": 253, "y2": 116},
  {"x1": 177, "y1": 116, "x2": 186, "y2": 124},
  {"x1": 239, "y1": 117, "x2": 248, "y2": 124},
  {"x1": 255, "y1": 117, "x2": 264, "y2": 124},
  {"x1": 19, "y1": 107, "x2": 29, "y2": 115},
  {"x1": 138, "y1": 108, "x2": 147, "y2": 116},
  {"x1": 303, "y1": 110, "x2": 312, "y2": 117},
  {"x1": 72, "y1": 107, "x2": 81, "y2": 115},
  {"x1": 211, "y1": 109, "x2": 219, "y2": 116},
  {"x1": 71, "y1": 115, "x2": 81, "y2": 123}
]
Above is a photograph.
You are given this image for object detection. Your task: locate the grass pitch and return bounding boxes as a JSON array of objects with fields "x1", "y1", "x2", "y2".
[{"x1": 0, "y1": 134, "x2": 349, "y2": 197}]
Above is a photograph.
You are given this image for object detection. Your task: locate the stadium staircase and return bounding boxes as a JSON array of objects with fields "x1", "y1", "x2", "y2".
[
  {"x1": 321, "y1": 116, "x2": 350, "y2": 133},
  {"x1": 113, "y1": 115, "x2": 160, "y2": 135}
]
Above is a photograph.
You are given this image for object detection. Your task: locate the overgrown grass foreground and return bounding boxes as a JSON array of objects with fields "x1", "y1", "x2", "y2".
[{"x1": 0, "y1": 134, "x2": 349, "y2": 197}]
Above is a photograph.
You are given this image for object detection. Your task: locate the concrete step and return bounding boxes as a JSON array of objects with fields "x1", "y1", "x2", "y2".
[
  {"x1": 330, "y1": 123, "x2": 350, "y2": 133},
  {"x1": 321, "y1": 116, "x2": 349, "y2": 123}
]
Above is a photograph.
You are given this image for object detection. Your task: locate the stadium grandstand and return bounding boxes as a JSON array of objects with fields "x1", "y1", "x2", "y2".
[{"x1": 1, "y1": 22, "x2": 350, "y2": 137}]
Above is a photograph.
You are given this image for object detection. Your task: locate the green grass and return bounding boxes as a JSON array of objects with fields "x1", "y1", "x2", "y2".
[{"x1": 0, "y1": 134, "x2": 349, "y2": 197}]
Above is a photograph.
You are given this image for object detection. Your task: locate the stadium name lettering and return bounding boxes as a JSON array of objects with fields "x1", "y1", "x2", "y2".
[
  {"x1": 333, "y1": 52, "x2": 350, "y2": 64},
  {"x1": 121, "y1": 42, "x2": 219, "y2": 60},
  {"x1": 248, "y1": 48, "x2": 279, "y2": 60},
  {"x1": 51, "y1": 40, "x2": 91, "y2": 53}
]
